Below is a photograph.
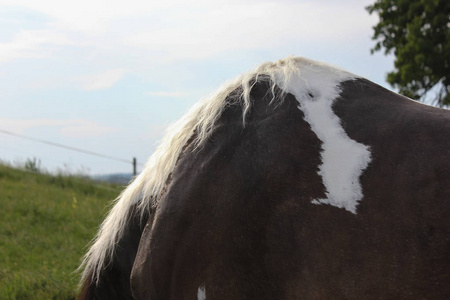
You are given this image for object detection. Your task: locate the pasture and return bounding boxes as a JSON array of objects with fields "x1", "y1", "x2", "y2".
[{"x1": 0, "y1": 164, "x2": 122, "y2": 299}]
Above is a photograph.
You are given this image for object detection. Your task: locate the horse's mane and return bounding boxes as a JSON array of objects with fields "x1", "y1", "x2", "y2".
[{"x1": 78, "y1": 56, "x2": 356, "y2": 285}]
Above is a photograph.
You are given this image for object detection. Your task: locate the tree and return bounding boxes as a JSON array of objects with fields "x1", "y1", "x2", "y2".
[{"x1": 366, "y1": 0, "x2": 450, "y2": 107}]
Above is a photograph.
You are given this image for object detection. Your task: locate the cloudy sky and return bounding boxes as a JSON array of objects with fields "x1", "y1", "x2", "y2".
[{"x1": 0, "y1": 0, "x2": 394, "y2": 175}]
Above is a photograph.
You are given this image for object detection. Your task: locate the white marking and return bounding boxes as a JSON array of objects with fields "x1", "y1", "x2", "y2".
[
  {"x1": 198, "y1": 285, "x2": 206, "y2": 300},
  {"x1": 274, "y1": 61, "x2": 372, "y2": 214}
]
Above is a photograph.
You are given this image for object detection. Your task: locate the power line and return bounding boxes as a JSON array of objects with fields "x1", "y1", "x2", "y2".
[{"x1": 0, "y1": 128, "x2": 144, "y2": 166}]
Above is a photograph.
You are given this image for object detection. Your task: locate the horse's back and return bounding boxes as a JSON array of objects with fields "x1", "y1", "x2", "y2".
[{"x1": 130, "y1": 77, "x2": 450, "y2": 299}]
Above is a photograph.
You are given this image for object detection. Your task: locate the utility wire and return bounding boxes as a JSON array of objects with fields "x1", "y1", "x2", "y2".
[{"x1": 0, "y1": 128, "x2": 144, "y2": 166}]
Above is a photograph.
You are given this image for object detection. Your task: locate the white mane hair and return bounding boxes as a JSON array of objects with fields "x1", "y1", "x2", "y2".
[{"x1": 79, "y1": 56, "x2": 356, "y2": 285}]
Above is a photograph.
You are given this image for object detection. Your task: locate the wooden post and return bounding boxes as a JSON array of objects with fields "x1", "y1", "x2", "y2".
[{"x1": 133, "y1": 157, "x2": 137, "y2": 176}]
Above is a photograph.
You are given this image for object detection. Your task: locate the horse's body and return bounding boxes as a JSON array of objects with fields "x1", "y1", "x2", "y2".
[{"x1": 78, "y1": 57, "x2": 450, "y2": 299}]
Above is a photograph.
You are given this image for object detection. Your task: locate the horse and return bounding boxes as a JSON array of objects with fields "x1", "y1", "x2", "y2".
[{"x1": 78, "y1": 57, "x2": 450, "y2": 299}]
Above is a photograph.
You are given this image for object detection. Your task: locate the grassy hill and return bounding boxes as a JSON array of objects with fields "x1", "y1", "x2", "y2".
[{"x1": 0, "y1": 164, "x2": 124, "y2": 299}]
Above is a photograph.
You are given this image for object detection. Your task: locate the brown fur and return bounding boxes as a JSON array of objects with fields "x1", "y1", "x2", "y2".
[
  {"x1": 130, "y1": 79, "x2": 450, "y2": 299},
  {"x1": 79, "y1": 75, "x2": 450, "y2": 299}
]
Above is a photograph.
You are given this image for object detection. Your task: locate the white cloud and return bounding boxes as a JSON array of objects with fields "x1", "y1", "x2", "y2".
[
  {"x1": 77, "y1": 69, "x2": 125, "y2": 90},
  {"x1": 0, "y1": 29, "x2": 73, "y2": 63},
  {"x1": 0, "y1": 118, "x2": 117, "y2": 137},
  {"x1": 122, "y1": 1, "x2": 375, "y2": 62},
  {"x1": 0, "y1": 0, "x2": 210, "y2": 34},
  {"x1": 0, "y1": 118, "x2": 60, "y2": 133},
  {"x1": 1, "y1": 0, "x2": 377, "y2": 64}
]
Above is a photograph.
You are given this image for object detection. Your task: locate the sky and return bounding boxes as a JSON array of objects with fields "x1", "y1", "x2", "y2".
[{"x1": 0, "y1": 0, "x2": 394, "y2": 175}]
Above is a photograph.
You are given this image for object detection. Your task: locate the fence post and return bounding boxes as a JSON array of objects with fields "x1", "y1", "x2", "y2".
[{"x1": 133, "y1": 157, "x2": 137, "y2": 176}]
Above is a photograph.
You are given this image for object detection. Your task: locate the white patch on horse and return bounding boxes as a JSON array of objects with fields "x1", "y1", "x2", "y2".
[
  {"x1": 198, "y1": 285, "x2": 206, "y2": 300},
  {"x1": 275, "y1": 61, "x2": 372, "y2": 214}
]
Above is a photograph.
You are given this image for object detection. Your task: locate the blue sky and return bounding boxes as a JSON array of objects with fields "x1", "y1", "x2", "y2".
[{"x1": 0, "y1": 0, "x2": 394, "y2": 175}]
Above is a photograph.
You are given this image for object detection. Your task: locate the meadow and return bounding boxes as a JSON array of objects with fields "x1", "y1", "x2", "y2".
[{"x1": 0, "y1": 163, "x2": 123, "y2": 299}]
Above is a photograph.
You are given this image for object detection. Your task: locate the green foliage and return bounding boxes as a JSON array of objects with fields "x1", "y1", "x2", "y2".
[
  {"x1": 367, "y1": 0, "x2": 450, "y2": 106},
  {"x1": 0, "y1": 163, "x2": 122, "y2": 299},
  {"x1": 24, "y1": 157, "x2": 41, "y2": 173}
]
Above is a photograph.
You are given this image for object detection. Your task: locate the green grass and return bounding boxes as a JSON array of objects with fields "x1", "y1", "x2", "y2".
[{"x1": 0, "y1": 164, "x2": 124, "y2": 299}]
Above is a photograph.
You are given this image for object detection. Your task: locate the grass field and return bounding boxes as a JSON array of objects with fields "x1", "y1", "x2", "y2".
[{"x1": 0, "y1": 163, "x2": 124, "y2": 299}]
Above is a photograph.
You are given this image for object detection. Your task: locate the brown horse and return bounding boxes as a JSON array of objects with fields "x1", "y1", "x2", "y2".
[{"x1": 78, "y1": 57, "x2": 450, "y2": 299}]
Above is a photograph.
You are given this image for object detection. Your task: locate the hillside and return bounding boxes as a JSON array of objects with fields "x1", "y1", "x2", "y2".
[
  {"x1": 92, "y1": 172, "x2": 134, "y2": 184},
  {"x1": 0, "y1": 164, "x2": 123, "y2": 299}
]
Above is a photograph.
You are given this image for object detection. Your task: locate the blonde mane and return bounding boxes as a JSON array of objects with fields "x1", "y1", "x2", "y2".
[{"x1": 79, "y1": 56, "x2": 354, "y2": 285}]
